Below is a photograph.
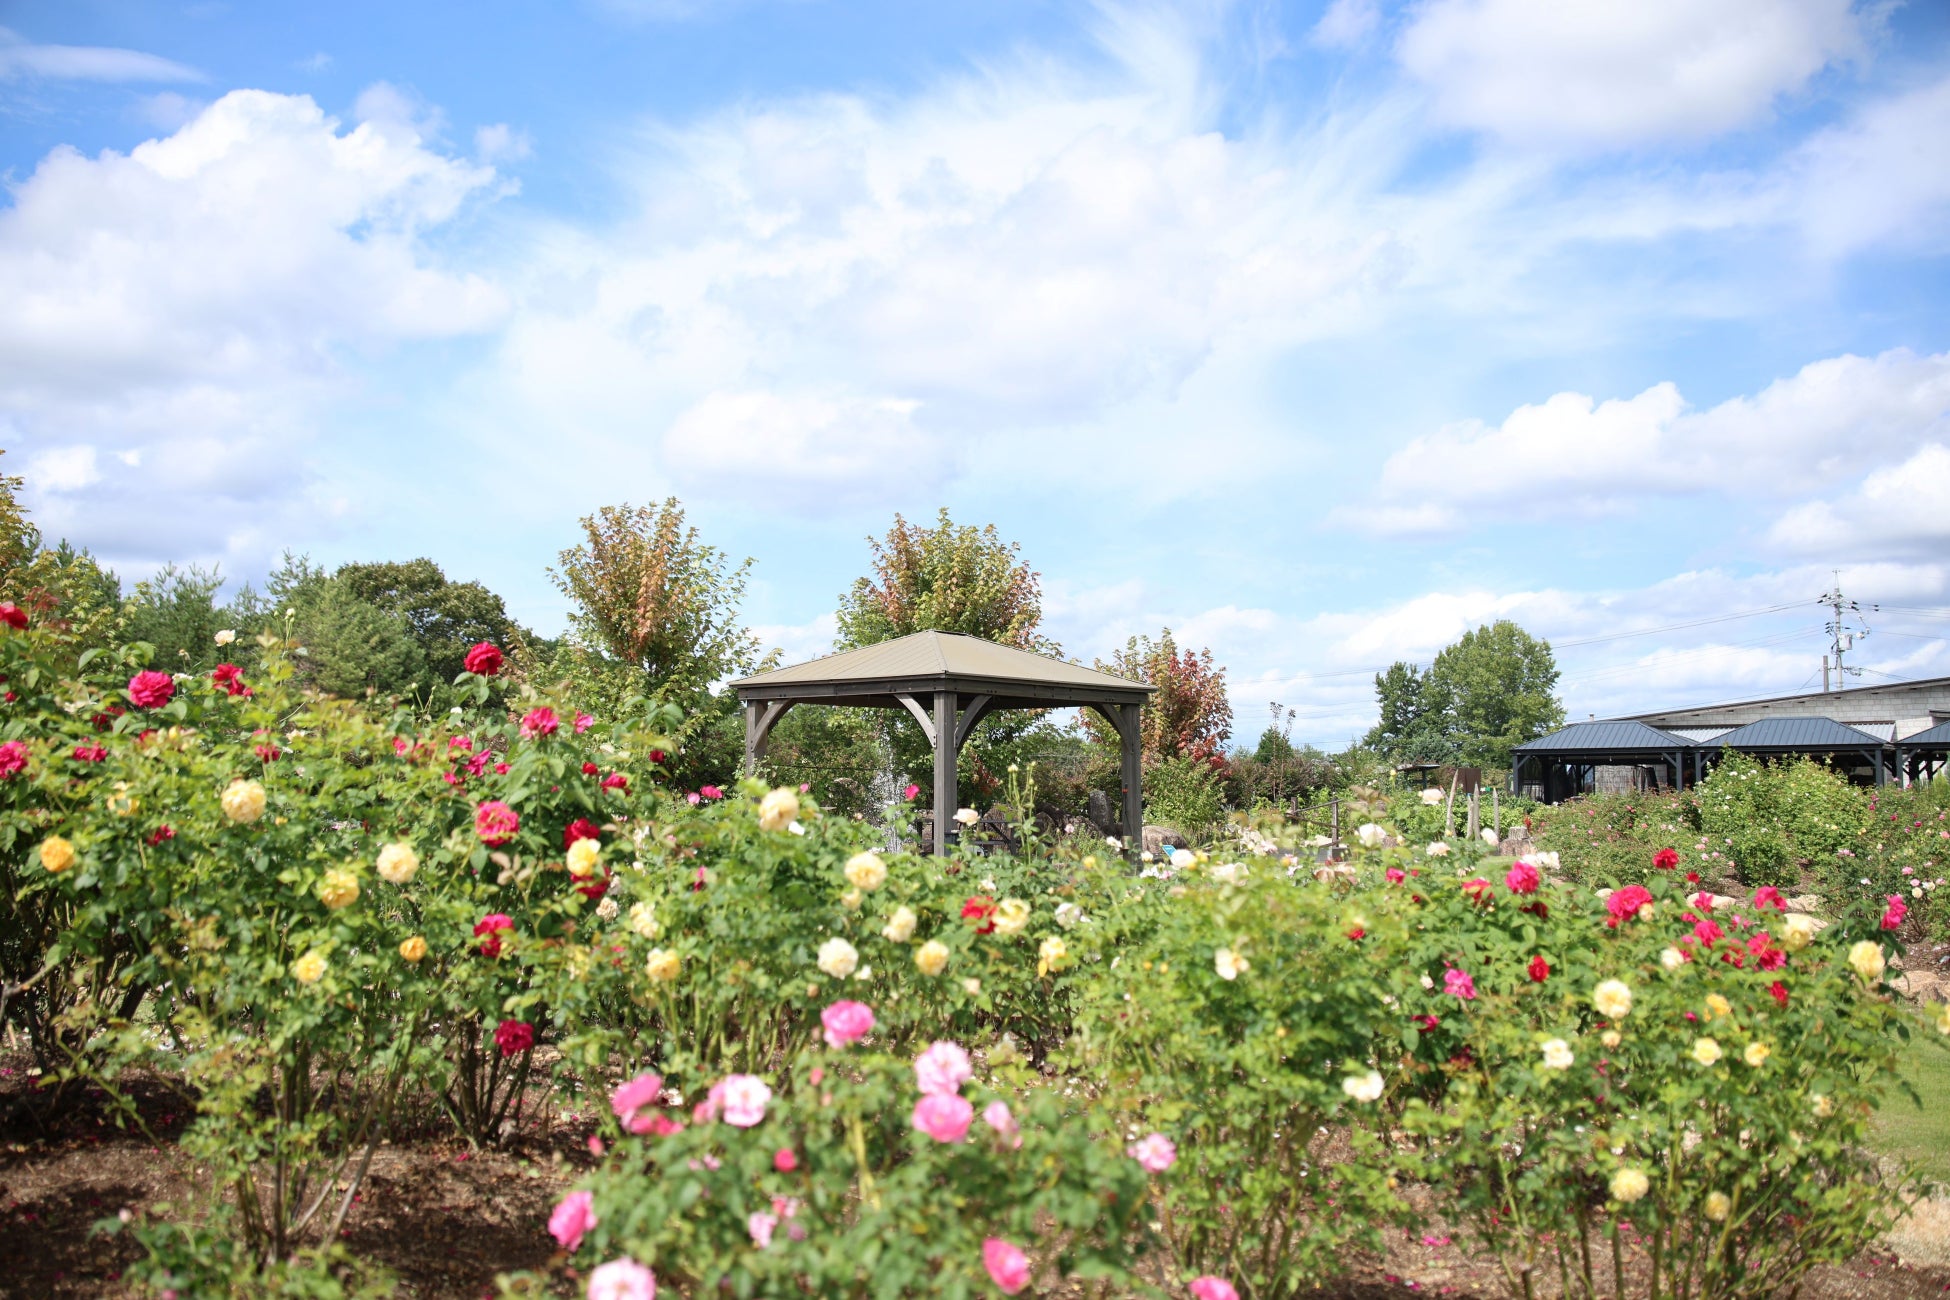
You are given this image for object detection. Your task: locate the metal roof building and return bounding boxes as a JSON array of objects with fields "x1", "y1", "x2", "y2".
[
  {"x1": 1513, "y1": 721, "x2": 1699, "y2": 803},
  {"x1": 731, "y1": 630, "x2": 1154, "y2": 855}
]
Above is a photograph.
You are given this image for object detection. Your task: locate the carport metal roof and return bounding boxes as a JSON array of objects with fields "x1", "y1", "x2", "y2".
[
  {"x1": 1714, "y1": 717, "x2": 1890, "y2": 751},
  {"x1": 1515, "y1": 720, "x2": 1697, "y2": 756}
]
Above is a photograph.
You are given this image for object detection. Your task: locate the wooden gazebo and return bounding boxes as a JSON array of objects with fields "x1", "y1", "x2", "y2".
[{"x1": 730, "y1": 630, "x2": 1154, "y2": 855}]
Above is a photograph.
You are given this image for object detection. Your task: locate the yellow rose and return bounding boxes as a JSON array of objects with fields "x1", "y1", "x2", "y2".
[
  {"x1": 1601, "y1": 1030, "x2": 1623, "y2": 1049},
  {"x1": 914, "y1": 939, "x2": 950, "y2": 976},
  {"x1": 221, "y1": 779, "x2": 267, "y2": 824},
  {"x1": 1780, "y1": 913, "x2": 1817, "y2": 951},
  {"x1": 629, "y1": 901, "x2": 661, "y2": 939},
  {"x1": 645, "y1": 948, "x2": 681, "y2": 982},
  {"x1": 1936, "y1": 1005, "x2": 1950, "y2": 1036},
  {"x1": 291, "y1": 949, "x2": 328, "y2": 984},
  {"x1": 1743, "y1": 1041, "x2": 1771, "y2": 1068},
  {"x1": 843, "y1": 851, "x2": 887, "y2": 892},
  {"x1": 992, "y1": 898, "x2": 1031, "y2": 937},
  {"x1": 1848, "y1": 940, "x2": 1885, "y2": 982},
  {"x1": 758, "y1": 787, "x2": 800, "y2": 832},
  {"x1": 1704, "y1": 1191, "x2": 1731, "y2": 1222},
  {"x1": 1690, "y1": 1037, "x2": 1723, "y2": 1066},
  {"x1": 399, "y1": 935, "x2": 428, "y2": 963},
  {"x1": 1037, "y1": 935, "x2": 1068, "y2": 977},
  {"x1": 317, "y1": 868, "x2": 360, "y2": 911},
  {"x1": 1704, "y1": 993, "x2": 1731, "y2": 1020},
  {"x1": 39, "y1": 835, "x2": 76, "y2": 874},
  {"x1": 566, "y1": 837, "x2": 602, "y2": 878},
  {"x1": 107, "y1": 782, "x2": 139, "y2": 818},
  {"x1": 375, "y1": 842, "x2": 420, "y2": 885},
  {"x1": 1610, "y1": 1168, "x2": 1650, "y2": 1203},
  {"x1": 1592, "y1": 979, "x2": 1633, "y2": 1020}
]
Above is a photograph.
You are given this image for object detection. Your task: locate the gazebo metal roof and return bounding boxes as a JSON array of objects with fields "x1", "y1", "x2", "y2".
[
  {"x1": 1896, "y1": 719, "x2": 1950, "y2": 749},
  {"x1": 1713, "y1": 717, "x2": 1889, "y2": 751},
  {"x1": 731, "y1": 630, "x2": 1154, "y2": 856},
  {"x1": 1515, "y1": 720, "x2": 1696, "y2": 755}
]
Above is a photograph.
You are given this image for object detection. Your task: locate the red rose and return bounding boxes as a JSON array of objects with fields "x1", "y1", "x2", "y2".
[
  {"x1": 601, "y1": 772, "x2": 629, "y2": 791},
  {"x1": 576, "y1": 872, "x2": 610, "y2": 901},
  {"x1": 962, "y1": 895, "x2": 997, "y2": 934},
  {"x1": 582, "y1": 762, "x2": 599, "y2": 776},
  {"x1": 127, "y1": 670, "x2": 175, "y2": 710},
  {"x1": 0, "y1": 740, "x2": 27, "y2": 779},
  {"x1": 1652, "y1": 848, "x2": 1680, "y2": 871},
  {"x1": 494, "y1": 1019, "x2": 535, "y2": 1057},
  {"x1": 474, "y1": 913, "x2": 514, "y2": 958},
  {"x1": 648, "y1": 749, "x2": 667, "y2": 764},
  {"x1": 147, "y1": 825, "x2": 175, "y2": 846},
  {"x1": 72, "y1": 743, "x2": 108, "y2": 763},
  {"x1": 1346, "y1": 927, "x2": 1366, "y2": 941},
  {"x1": 210, "y1": 663, "x2": 248, "y2": 696},
  {"x1": 1527, "y1": 954, "x2": 1550, "y2": 983},
  {"x1": 1768, "y1": 980, "x2": 1789, "y2": 1007},
  {"x1": 520, "y1": 707, "x2": 558, "y2": 738},
  {"x1": 464, "y1": 642, "x2": 504, "y2": 676},
  {"x1": 562, "y1": 818, "x2": 602, "y2": 850},
  {"x1": 475, "y1": 800, "x2": 520, "y2": 846},
  {"x1": 1604, "y1": 884, "x2": 1653, "y2": 928},
  {"x1": 0, "y1": 602, "x2": 27, "y2": 630}
]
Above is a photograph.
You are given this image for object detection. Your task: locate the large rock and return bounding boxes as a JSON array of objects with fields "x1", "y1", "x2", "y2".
[
  {"x1": 1086, "y1": 790, "x2": 1115, "y2": 837},
  {"x1": 1142, "y1": 825, "x2": 1187, "y2": 855}
]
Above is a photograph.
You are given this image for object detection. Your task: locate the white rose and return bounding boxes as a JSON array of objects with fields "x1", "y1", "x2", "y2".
[
  {"x1": 1592, "y1": 979, "x2": 1633, "y2": 1020},
  {"x1": 214, "y1": 629, "x2": 237, "y2": 646},
  {"x1": 817, "y1": 937, "x2": 859, "y2": 979},
  {"x1": 1481, "y1": 828, "x2": 1499, "y2": 845},
  {"x1": 1209, "y1": 861, "x2": 1246, "y2": 885},
  {"x1": 1659, "y1": 947, "x2": 1686, "y2": 972},
  {"x1": 1426, "y1": 841, "x2": 1451, "y2": 857},
  {"x1": 1169, "y1": 848, "x2": 1196, "y2": 870},
  {"x1": 1355, "y1": 823, "x2": 1387, "y2": 849},
  {"x1": 954, "y1": 808, "x2": 980, "y2": 827},
  {"x1": 1341, "y1": 1070, "x2": 1384, "y2": 1102},
  {"x1": 595, "y1": 895, "x2": 619, "y2": 920},
  {"x1": 1540, "y1": 1038, "x2": 1574, "y2": 1071},
  {"x1": 1054, "y1": 902, "x2": 1084, "y2": 929},
  {"x1": 1215, "y1": 947, "x2": 1250, "y2": 980},
  {"x1": 1419, "y1": 788, "x2": 1444, "y2": 806},
  {"x1": 882, "y1": 906, "x2": 917, "y2": 942}
]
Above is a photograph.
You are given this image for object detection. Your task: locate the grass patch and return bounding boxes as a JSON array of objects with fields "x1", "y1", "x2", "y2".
[{"x1": 1872, "y1": 1016, "x2": 1950, "y2": 1184}]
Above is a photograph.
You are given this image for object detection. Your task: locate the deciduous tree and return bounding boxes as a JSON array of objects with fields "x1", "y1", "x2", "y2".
[
  {"x1": 1088, "y1": 628, "x2": 1232, "y2": 764},
  {"x1": 836, "y1": 508, "x2": 1051, "y2": 652}
]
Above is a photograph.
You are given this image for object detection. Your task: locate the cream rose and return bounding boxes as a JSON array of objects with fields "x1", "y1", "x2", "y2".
[
  {"x1": 1215, "y1": 947, "x2": 1250, "y2": 980},
  {"x1": 882, "y1": 906, "x2": 917, "y2": 943},
  {"x1": 1690, "y1": 1037, "x2": 1723, "y2": 1066},
  {"x1": 1592, "y1": 979, "x2": 1633, "y2": 1020},
  {"x1": 1341, "y1": 1070, "x2": 1384, "y2": 1102},
  {"x1": 1848, "y1": 939, "x2": 1885, "y2": 982},
  {"x1": 376, "y1": 842, "x2": 420, "y2": 885},
  {"x1": 629, "y1": 901, "x2": 661, "y2": 939},
  {"x1": 1540, "y1": 1038, "x2": 1574, "y2": 1071},
  {"x1": 843, "y1": 851, "x2": 887, "y2": 891},
  {"x1": 992, "y1": 899, "x2": 1031, "y2": 937},
  {"x1": 222, "y1": 779, "x2": 267, "y2": 824},
  {"x1": 645, "y1": 948, "x2": 681, "y2": 982},
  {"x1": 1610, "y1": 1168, "x2": 1650, "y2": 1203},
  {"x1": 1743, "y1": 1041, "x2": 1771, "y2": 1067},
  {"x1": 817, "y1": 937, "x2": 860, "y2": 979},
  {"x1": 1704, "y1": 1191, "x2": 1731, "y2": 1222},
  {"x1": 914, "y1": 939, "x2": 950, "y2": 976},
  {"x1": 758, "y1": 787, "x2": 800, "y2": 832},
  {"x1": 291, "y1": 950, "x2": 328, "y2": 984},
  {"x1": 318, "y1": 868, "x2": 361, "y2": 911}
]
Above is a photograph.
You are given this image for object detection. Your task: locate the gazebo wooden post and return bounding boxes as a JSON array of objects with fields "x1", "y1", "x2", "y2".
[
  {"x1": 933, "y1": 690, "x2": 956, "y2": 856},
  {"x1": 1118, "y1": 702, "x2": 1142, "y2": 858}
]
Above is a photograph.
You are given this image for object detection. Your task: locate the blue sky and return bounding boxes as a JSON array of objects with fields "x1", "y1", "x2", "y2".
[{"x1": 4, "y1": 0, "x2": 1949, "y2": 747}]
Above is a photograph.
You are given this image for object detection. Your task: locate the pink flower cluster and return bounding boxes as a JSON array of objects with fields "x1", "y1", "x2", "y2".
[
  {"x1": 911, "y1": 1041, "x2": 977, "y2": 1143},
  {"x1": 1127, "y1": 1132, "x2": 1176, "y2": 1172},
  {"x1": 821, "y1": 1000, "x2": 874, "y2": 1048},
  {"x1": 696, "y1": 1074, "x2": 771, "y2": 1128},
  {"x1": 1605, "y1": 884, "x2": 1653, "y2": 928},
  {"x1": 612, "y1": 1071, "x2": 684, "y2": 1136}
]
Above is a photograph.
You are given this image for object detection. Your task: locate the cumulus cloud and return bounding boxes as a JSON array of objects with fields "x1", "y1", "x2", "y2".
[
  {"x1": 1345, "y1": 348, "x2": 1950, "y2": 533},
  {"x1": 663, "y1": 391, "x2": 942, "y2": 503},
  {"x1": 0, "y1": 89, "x2": 507, "y2": 567},
  {"x1": 0, "y1": 26, "x2": 203, "y2": 83},
  {"x1": 1396, "y1": 0, "x2": 1869, "y2": 150},
  {"x1": 1767, "y1": 443, "x2": 1950, "y2": 559}
]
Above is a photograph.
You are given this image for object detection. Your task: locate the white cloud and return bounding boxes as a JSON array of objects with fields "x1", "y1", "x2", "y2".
[
  {"x1": 297, "y1": 52, "x2": 332, "y2": 73},
  {"x1": 1348, "y1": 348, "x2": 1950, "y2": 533},
  {"x1": 662, "y1": 391, "x2": 941, "y2": 504},
  {"x1": 1788, "y1": 75, "x2": 1950, "y2": 258},
  {"x1": 28, "y1": 445, "x2": 100, "y2": 492},
  {"x1": 0, "y1": 26, "x2": 204, "y2": 83},
  {"x1": 0, "y1": 90, "x2": 507, "y2": 566},
  {"x1": 475, "y1": 123, "x2": 532, "y2": 163},
  {"x1": 1396, "y1": 0, "x2": 1869, "y2": 150},
  {"x1": 1767, "y1": 443, "x2": 1950, "y2": 559},
  {"x1": 1311, "y1": 0, "x2": 1380, "y2": 49}
]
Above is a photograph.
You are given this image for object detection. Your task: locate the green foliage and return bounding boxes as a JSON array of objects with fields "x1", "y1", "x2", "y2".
[
  {"x1": 124, "y1": 564, "x2": 229, "y2": 669},
  {"x1": 1144, "y1": 754, "x2": 1227, "y2": 841},
  {"x1": 835, "y1": 507, "x2": 1049, "y2": 652},
  {"x1": 1366, "y1": 621, "x2": 1565, "y2": 770},
  {"x1": 1085, "y1": 627, "x2": 1233, "y2": 764}
]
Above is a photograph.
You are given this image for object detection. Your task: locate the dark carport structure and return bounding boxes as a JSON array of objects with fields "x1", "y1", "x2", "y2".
[
  {"x1": 730, "y1": 630, "x2": 1155, "y2": 856},
  {"x1": 1711, "y1": 716, "x2": 1895, "y2": 786},
  {"x1": 1513, "y1": 721, "x2": 1698, "y2": 803},
  {"x1": 1897, "y1": 719, "x2": 1950, "y2": 786}
]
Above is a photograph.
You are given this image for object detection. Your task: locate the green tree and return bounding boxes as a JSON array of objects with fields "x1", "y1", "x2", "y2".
[
  {"x1": 1363, "y1": 662, "x2": 1459, "y2": 764},
  {"x1": 550, "y1": 499, "x2": 759, "y2": 700},
  {"x1": 337, "y1": 558, "x2": 520, "y2": 685},
  {"x1": 1427, "y1": 620, "x2": 1564, "y2": 770},
  {"x1": 0, "y1": 453, "x2": 123, "y2": 651},
  {"x1": 124, "y1": 564, "x2": 227, "y2": 670},
  {"x1": 836, "y1": 508, "x2": 1051, "y2": 652}
]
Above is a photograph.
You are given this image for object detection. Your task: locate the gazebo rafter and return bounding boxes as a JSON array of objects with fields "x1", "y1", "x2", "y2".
[{"x1": 730, "y1": 630, "x2": 1155, "y2": 855}]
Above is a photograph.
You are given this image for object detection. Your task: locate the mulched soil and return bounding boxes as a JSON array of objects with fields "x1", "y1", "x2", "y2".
[{"x1": 4, "y1": 1051, "x2": 1949, "y2": 1299}]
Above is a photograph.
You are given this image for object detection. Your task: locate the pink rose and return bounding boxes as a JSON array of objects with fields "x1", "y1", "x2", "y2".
[
  {"x1": 1127, "y1": 1132, "x2": 1177, "y2": 1172},
  {"x1": 748, "y1": 1211, "x2": 778, "y2": 1249},
  {"x1": 1605, "y1": 884, "x2": 1653, "y2": 928},
  {"x1": 982, "y1": 1238, "x2": 1031, "y2": 1295},
  {"x1": 717, "y1": 1074, "x2": 772, "y2": 1128},
  {"x1": 821, "y1": 1000, "x2": 875, "y2": 1048},
  {"x1": 476, "y1": 800, "x2": 520, "y2": 846},
  {"x1": 914, "y1": 1041, "x2": 972, "y2": 1096},
  {"x1": 1385, "y1": 867, "x2": 1406, "y2": 884},
  {"x1": 903, "y1": 783, "x2": 920, "y2": 800},
  {"x1": 0, "y1": 740, "x2": 26, "y2": 779},
  {"x1": 773, "y1": 1147, "x2": 797, "y2": 1172},
  {"x1": 474, "y1": 913, "x2": 514, "y2": 958},
  {"x1": 610, "y1": 1071, "x2": 664, "y2": 1132},
  {"x1": 911, "y1": 1092, "x2": 974, "y2": 1143},
  {"x1": 1883, "y1": 894, "x2": 1908, "y2": 930},
  {"x1": 586, "y1": 1257, "x2": 657, "y2": 1300},
  {"x1": 982, "y1": 1100, "x2": 1019, "y2": 1145},
  {"x1": 521, "y1": 707, "x2": 559, "y2": 738},
  {"x1": 1752, "y1": 885, "x2": 1787, "y2": 912},
  {"x1": 127, "y1": 670, "x2": 175, "y2": 709},
  {"x1": 575, "y1": 712, "x2": 595, "y2": 734},
  {"x1": 549, "y1": 1190, "x2": 597, "y2": 1251},
  {"x1": 1190, "y1": 1278, "x2": 1241, "y2": 1300},
  {"x1": 700, "y1": 785, "x2": 723, "y2": 800},
  {"x1": 1504, "y1": 862, "x2": 1540, "y2": 895},
  {"x1": 393, "y1": 736, "x2": 412, "y2": 756},
  {"x1": 1443, "y1": 968, "x2": 1476, "y2": 1001}
]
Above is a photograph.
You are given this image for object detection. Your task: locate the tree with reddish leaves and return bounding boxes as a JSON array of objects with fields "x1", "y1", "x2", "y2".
[
  {"x1": 1087, "y1": 628, "x2": 1233, "y2": 764},
  {"x1": 835, "y1": 508, "x2": 1053, "y2": 653}
]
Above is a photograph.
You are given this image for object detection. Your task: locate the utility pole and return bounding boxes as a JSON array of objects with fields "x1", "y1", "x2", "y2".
[{"x1": 1818, "y1": 573, "x2": 1875, "y2": 691}]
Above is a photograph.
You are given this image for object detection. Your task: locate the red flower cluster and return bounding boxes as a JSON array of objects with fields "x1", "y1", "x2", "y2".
[
  {"x1": 563, "y1": 818, "x2": 602, "y2": 850},
  {"x1": 0, "y1": 601, "x2": 27, "y2": 630},
  {"x1": 72, "y1": 743, "x2": 107, "y2": 763},
  {"x1": 464, "y1": 642, "x2": 504, "y2": 676},
  {"x1": 476, "y1": 800, "x2": 520, "y2": 846},
  {"x1": 146, "y1": 825, "x2": 175, "y2": 847},
  {"x1": 475, "y1": 913, "x2": 514, "y2": 958},
  {"x1": 1652, "y1": 848, "x2": 1680, "y2": 871},
  {"x1": 494, "y1": 1019, "x2": 534, "y2": 1057},
  {"x1": 127, "y1": 670, "x2": 175, "y2": 710},
  {"x1": 1604, "y1": 884, "x2": 1653, "y2": 928},
  {"x1": 962, "y1": 896, "x2": 998, "y2": 934},
  {"x1": 210, "y1": 663, "x2": 251, "y2": 697}
]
